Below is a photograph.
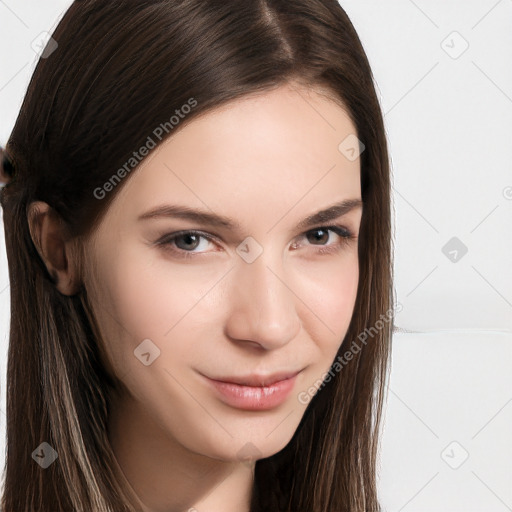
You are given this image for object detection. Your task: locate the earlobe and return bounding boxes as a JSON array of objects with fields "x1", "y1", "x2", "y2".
[{"x1": 27, "y1": 201, "x2": 81, "y2": 296}]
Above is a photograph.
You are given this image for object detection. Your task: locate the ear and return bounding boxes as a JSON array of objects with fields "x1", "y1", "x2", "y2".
[{"x1": 27, "y1": 201, "x2": 81, "y2": 296}]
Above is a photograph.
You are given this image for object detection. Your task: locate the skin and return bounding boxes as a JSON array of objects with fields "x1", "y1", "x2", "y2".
[{"x1": 29, "y1": 82, "x2": 363, "y2": 512}]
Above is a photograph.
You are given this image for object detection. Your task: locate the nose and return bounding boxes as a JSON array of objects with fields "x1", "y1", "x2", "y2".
[{"x1": 224, "y1": 248, "x2": 301, "y2": 350}]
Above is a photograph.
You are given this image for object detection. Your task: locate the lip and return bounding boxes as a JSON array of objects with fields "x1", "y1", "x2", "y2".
[{"x1": 200, "y1": 370, "x2": 302, "y2": 411}]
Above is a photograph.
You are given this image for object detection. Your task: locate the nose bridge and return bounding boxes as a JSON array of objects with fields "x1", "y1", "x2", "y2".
[{"x1": 226, "y1": 242, "x2": 301, "y2": 348}]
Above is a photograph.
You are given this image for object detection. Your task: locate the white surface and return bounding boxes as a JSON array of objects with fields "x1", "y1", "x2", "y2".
[
  {"x1": 379, "y1": 331, "x2": 512, "y2": 512},
  {"x1": 1, "y1": 1, "x2": 511, "y2": 510}
]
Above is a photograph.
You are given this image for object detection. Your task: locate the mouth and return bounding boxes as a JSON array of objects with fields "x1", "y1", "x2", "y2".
[{"x1": 199, "y1": 369, "x2": 303, "y2": 411}]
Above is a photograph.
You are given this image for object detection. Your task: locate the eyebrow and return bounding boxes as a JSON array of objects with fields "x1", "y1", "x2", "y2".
[{"x1": 137, "y1": 198, "x2": 363, "y2": 232}]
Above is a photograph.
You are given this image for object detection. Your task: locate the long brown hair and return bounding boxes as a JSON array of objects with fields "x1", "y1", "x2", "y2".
[{"x1": 0, "y1": 0, "x2": 394, "y2": 510}]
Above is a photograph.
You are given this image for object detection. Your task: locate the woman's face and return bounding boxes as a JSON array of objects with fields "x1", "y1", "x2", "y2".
[{"x1": 84, "y1": 83, "x2": 362, "y2": 462}]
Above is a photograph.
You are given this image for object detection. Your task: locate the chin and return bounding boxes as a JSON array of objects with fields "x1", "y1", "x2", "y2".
[{"x1": 199, "y1": 423, "x2": 299, "y2": 464}]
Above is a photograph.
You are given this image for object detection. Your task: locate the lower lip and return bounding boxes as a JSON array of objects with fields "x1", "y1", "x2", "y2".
[{"x1": 202, "y1": 374, "x2": 298, "y2": 411}]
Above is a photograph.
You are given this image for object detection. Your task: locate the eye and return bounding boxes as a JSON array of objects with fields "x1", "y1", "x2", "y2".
[
  {"x1": 156, "y1": 230, "x2": 216, "y2": 258},
  {"x1": 292, "y1": 225, "x2": 356, "y2": 255}
]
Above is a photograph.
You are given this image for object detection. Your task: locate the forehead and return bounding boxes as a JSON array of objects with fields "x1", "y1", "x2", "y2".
[{"x1": 97, "y1": 83, "x2": 361, "y2": 233}]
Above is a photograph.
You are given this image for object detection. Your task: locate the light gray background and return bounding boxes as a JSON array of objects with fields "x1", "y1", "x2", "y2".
[{"x1": 1, "y1": 1, "x2": 511, "y2": 510}]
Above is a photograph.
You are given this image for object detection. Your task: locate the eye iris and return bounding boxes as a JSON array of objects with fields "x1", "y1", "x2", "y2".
[
  {"x1": 307, "y1": 229, "x2": 329, "y2": 245},
  {"x1": 175, "y1": 233, "x2": 201, "y2": 250}
]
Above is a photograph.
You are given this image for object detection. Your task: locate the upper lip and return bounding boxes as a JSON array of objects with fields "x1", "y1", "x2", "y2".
[{"x1": 203, "y1": 369, "x2": 302, "y2": 387}]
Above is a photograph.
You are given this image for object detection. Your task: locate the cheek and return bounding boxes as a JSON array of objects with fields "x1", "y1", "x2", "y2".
[
  {"x1": 93, "y1": 247, "x2": 225, "y2": 369},
  {"x1": 292, "y1": 251, "x2": 359, "y2": 342}
]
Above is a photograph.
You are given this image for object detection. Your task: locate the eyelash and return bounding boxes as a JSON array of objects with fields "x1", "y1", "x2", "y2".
[{"x1": 155, "y1": 225, "x2": 356, "y2": 260}]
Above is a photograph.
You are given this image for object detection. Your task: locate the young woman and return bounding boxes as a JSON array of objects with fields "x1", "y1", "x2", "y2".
[{"x1": 0, "y1": 0, "x2": 395, "y2": 510}]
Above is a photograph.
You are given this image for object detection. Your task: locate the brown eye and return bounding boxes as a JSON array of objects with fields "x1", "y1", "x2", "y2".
[
  {"x1": 306, "y1": 228, "x2": 330, "y2": 245},
  {"x1": 292, "y1": 225, "x2": 355, "y2": 255}
]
